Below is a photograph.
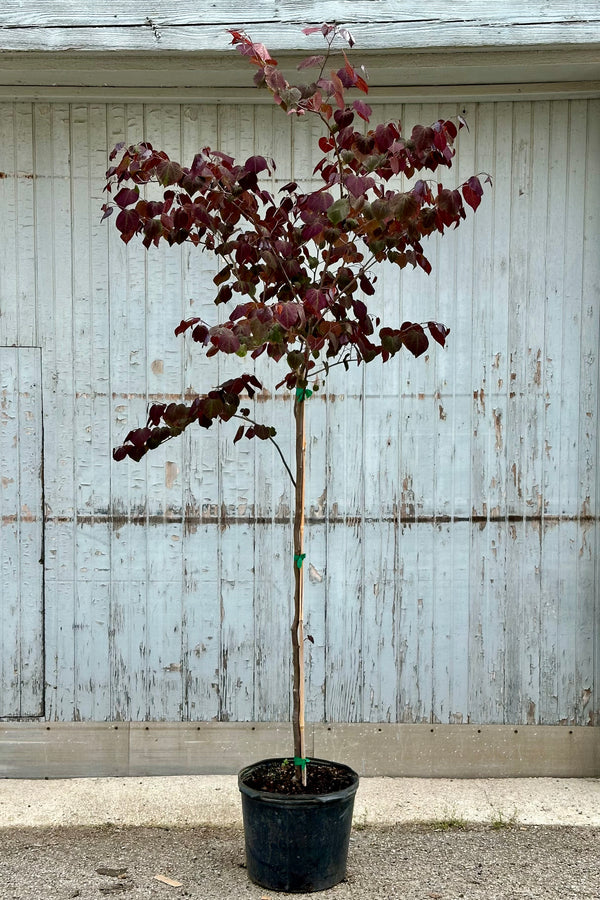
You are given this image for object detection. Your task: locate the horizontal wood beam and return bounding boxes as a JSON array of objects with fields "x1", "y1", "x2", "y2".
[
  {"x1": 0, "y1": 0, "x2": 597, "y2": 30},
  {"x1": 1, "y1": 22, "x2": 598, "y2": 54},
  {"x1": 1, "y1": 722, "x2": 597, "y2": 778},
  {"x1": 1, "y1": 2, "x2": 599, "y2": 54},
  {"x1": 1, "y1": 81, "x2": 599, "y2": 104}
]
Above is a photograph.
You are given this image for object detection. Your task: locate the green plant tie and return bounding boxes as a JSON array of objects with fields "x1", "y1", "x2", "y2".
[
  {"x1": 294, "y1": 756, "x2": 310, "y2": 769},
  {"x1": 294, "y1": 553, "x2": 306, "y2": 569},
  {"x1": 295, "y1": 387, "x2": 313, "y2": 402}
]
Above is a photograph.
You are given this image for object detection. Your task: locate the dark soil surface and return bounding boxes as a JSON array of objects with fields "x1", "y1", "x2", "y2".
[{"x1": 241, "y1": 758, "x2": 356, "y2": 795}]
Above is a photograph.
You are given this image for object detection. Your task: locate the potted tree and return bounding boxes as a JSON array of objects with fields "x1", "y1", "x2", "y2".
[{"x1": 103, "y1": 24, "x2": 488, "y2": 892}]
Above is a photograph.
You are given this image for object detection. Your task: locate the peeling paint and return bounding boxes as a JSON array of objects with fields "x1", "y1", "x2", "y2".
[
  {"x1": 165, "y1": 460, "x2": 179, "y2": 489},
  {"x1": 308, "y1": 563, "x2": 323, "y2": 584},
  {"x1": 310, "y1": 489, "x2": 326, "y2": 520},
  {"x1": 531, "y1": 348, "x2": 542, "y2": 386},
  {"x1": 492, "y1": 408, "x2": 503, "y2": 450},
  {"x1": 511, "y1": 462, "x2": 523, "y2": 499},
  {"x1": 400, "y1": 476, "x2": 415, "y2": 520},
  {"x1": 473, "y1": 388, "x2": 486, "y2": 413}
]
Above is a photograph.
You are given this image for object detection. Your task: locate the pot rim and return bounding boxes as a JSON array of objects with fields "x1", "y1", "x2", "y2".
[{"x1": 238, "y1": 756, "x2": 359, "y2": 806}]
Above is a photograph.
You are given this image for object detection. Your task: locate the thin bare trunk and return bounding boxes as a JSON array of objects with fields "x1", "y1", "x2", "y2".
[{"x1": 292, "y1": 394, "x2": 307, "y2": 785}]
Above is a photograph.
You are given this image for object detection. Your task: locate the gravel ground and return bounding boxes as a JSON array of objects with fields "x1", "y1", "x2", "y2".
[{"x1": 1, "y1": 823, "x2": 598, "y2": 900}]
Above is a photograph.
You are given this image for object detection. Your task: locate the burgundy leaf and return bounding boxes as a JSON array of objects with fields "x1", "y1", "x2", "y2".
[
  {"x1": 306, "y1": 191, "x2": 334, "y2": 212},
  {"x1": 147, "y1": 403, "x2": 166, "y2": 426},
  {"x1": 462, "y1": 175, "x2": 483, "y2": 211},
  {"x1": 275, "y1": 302, "x2": 302, "y2": 328},
  {"x1": 155, "y1": 159, "x2": 184, "y2": 187},
  {"x1": 114, "y1": 187, "x2": 139, "y2": 209},
  {"x1": 318, "y1": 136, "x2": 335, "y2": 153},
  {"x1": 428, "y1": 321, "x2": 450, "y2": 347},
  {"x1": 353, "y1": 99, "x2": 372, "y2": 122},
  {"x1": 400, "y1": 322, "x2": 429, "y2": 357},
  {"x1": 210, "y1": 327, "x2": 241, "y2": 354},
  {"x1": 215, "y1": 285, "x2": 233, "y2": 305},
  {"x1": 244, "y1": 154, "x2": 269, "y2": 174},
  {"x1": 213, "y1": 265, "x2": 232, "y2": 286},
  {"x1": 115, "y1": 208, "x2": 141, "y2": 240},
  {"x1": 125, "y1": 426, "x2": 152, "y2": 448},
  {"x1": 192, "y1": 323, "x2": 210, "y2": 344}
]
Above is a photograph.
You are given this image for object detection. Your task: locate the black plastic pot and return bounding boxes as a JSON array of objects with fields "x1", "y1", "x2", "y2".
[{"x1": 238, "y1": 757, "x2": 359, "y2": 893}]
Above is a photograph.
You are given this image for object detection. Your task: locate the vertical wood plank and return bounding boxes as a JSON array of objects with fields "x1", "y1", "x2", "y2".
[
  {"x1": 216, "y1": 103, "x2": 258, "y2": 723},
  {"x1": 581, "y1": 99, "x2": 600, "y2": 725},
  {"x1": 252, "y1": 104, "x2": 293, "y2": 723},
  {"x1": 179, "y1": 102, "x2": 221, "y2": 721},
  {"x1": 0, "y1": 348, "x2": 43, "y2": 717}
]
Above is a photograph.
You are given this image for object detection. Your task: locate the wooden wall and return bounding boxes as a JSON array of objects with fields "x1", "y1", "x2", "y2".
[
  {"x1": 0, "y1": 2, "x2": 598, "y2": 53},
  {"x1": 0, "y1": 95, "x2": 598, "y2": 727}
]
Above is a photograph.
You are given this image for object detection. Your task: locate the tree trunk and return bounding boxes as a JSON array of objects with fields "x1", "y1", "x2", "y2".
[{"x1": 292, "y1": 393, "x2": 307, "y2": 785}]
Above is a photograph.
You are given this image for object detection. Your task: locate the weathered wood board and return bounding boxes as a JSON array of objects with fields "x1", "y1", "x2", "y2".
[
  {"x1": 0, "y1": 347, "x2": 43, "y2": 717},
  {"x1": 0, "y1": 93, "x2": 598, "y2": 728},
  {"x1": 0, "y1": 722, "x2": 597, "y2": 778},
  {"x1": 1, "y1": 2, "x2": 599, "y2": 52}
]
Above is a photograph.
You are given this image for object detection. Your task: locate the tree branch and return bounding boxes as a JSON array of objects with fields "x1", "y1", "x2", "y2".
[{"x1": 232, "y1": 413, "x2": 296, "y2": 487}]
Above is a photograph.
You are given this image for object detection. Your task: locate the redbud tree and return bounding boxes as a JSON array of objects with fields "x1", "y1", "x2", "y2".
[{"x1": 103, "y1": 24, "x2": 489, "y2": 784}]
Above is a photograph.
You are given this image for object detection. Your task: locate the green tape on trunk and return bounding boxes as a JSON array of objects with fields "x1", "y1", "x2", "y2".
[{"x1": 294, "y1": 553, "x2": 306, "y2": 569}]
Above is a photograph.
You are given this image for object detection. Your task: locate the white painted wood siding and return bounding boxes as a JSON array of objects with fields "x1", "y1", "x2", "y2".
[
  {"x1": 1, "y1": 2, "x2": 598, "y2": 52},
  {"x1": 0, "y1": 347, "x2": 43, "y2": 717},
  {"x1": 0, "y1": 96, "x2": 598, "y2": 725}
]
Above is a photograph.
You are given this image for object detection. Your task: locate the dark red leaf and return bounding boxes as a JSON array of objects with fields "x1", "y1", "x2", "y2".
[
  {"x1": 214, "y1": 265, "x2": 232, "y2": 286},
  {"x1": 275, "y1": 302, "x2": 302, "y2": 328},
  {"x1": 114, "y1": 187, "x2": 139, "y2": 208},
  {"x1": 233, "y1": 425, "x2": 245, "y2": 444},
  {"x1": 215, "y1": 285, "x2": 233, "y2": 305},
  {"x1": 443, "y1": 119, "x2": 458, "y2": 140},
  {"x1": 125, "y1": 426, "x2": 152, "y2": 448},
  {"x1": 306, "y1": 191, "x2": 334, "y2": 212},
  {"x1": 244, "y1": 154, "x2": 269, "y2": 174},
  {"x1": 400, "y1": 322, "x2": 429, "y2": 357},
  {"x1": 155, "y1": 159, "x2": 184, "y2": 187},
  {"x1": 359, "y1": 273, "x2": 376, "y2": 296},
  {"x1": 211, "y1": 327, "x2": 240, "y2": 354},
  {"x1": 147, "y1": 403, "x2": 166, "y2": 426},
  {"x1": 192, "y1": 323, "x2": 210, "y2": 343},
  {"x1": 115, "y1": 208, "x2": 141, "y2": 240},
  {"x1": 428, "y1": 321, "x2": 450, "y2": 347},
  {"x1": 462, "y1": 175, "x2": 483, "y2": 211}
]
